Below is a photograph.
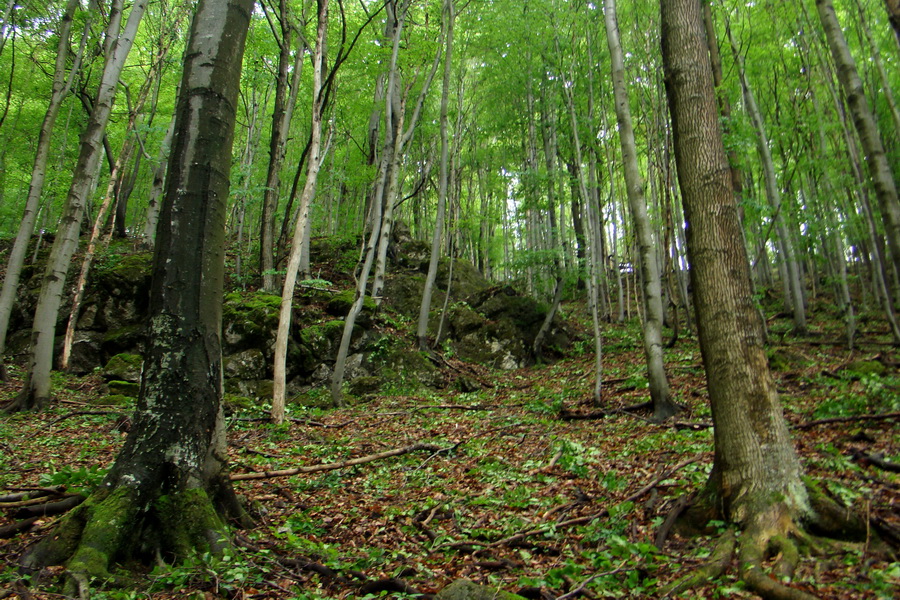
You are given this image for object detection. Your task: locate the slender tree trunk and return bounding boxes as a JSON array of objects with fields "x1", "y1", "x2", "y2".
[
  {"x1": 140, "y1": 113, "x2": 176, "y2": 248},
  {"x1": 885, "y1": 0, "x2": 900, "y2": 48},
  {"x1": 272, "y1": 0, "x2": 329, "y2": 425},
  {"x1": 726, "y1": 23, "x2": 807, "y2": 334},
  {"x1": 817, "y1": 0, "x2": 900, "y2": 289},
  {"x1": 8, "y1": 0, "x2": 148, "y2": 412},
  {"x1": 21, "y1": 0, "x2": 253, "y2": 592},
  {"x1": 417, "y1": 0, "x2": 454, "y2": 352},
  {"x1": 661, "y1": 0, "x2": 810, "y2": 535},
  {"x1": 259, "y1": 0, "x2": 297, "y2": 292},
  {"x1": 605, "y1": 0, "x2": 676, "y2": 421},
  {"x1": 0, "y1": 0, "x2": 89, "y2": 369}
]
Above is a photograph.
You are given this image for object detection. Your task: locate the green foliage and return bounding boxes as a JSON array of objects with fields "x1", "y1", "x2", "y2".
[{"x1": 39, "y1": 465, "x2": 108, "y2": 495}]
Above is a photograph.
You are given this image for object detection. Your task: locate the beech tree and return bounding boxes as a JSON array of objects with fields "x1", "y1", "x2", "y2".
[
  {"x1": 6, "y1": 0, "x2": 148, "y2": 412},
  {"x1": 20, "y1": 0, "x2": 254, "y2": 593},
  {"x1": 660, "y1": 0, "x2": 863, "y2": 596}
]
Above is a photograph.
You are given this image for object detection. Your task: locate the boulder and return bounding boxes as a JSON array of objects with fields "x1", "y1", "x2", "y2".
[
  {"x1": 101, "y1": 353, "x2": 143, "y2": 383},
  {"x1": 436, "y1": 579, "x2": 526, "y2": 600}
]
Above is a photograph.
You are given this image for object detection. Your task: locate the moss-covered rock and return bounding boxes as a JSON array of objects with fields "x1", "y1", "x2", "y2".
[
  {"x1": 89, "y1": 394, "x2": 133, "y2": 407},
  {"x1": 100, "y1": 324, "x2": 146, "y2": 356},
  {"x1": 222, "y1": 291, "x2": 282, "y2": 354},
  {"x1": 223, "y1": 394, "x2": 255, "y2": 415},
  {"x1": 844, "y1": 360, "x2": 886, "y2": 378},
  {"x1": 223, "y1": 349, "x2": 267, "y2": 380},
  {"x1": 101, "y1": 353, "x2": 143, "y2": 383},
  {"x1": 437, "y1": 258, "x2": 491, "y2": 301},
  {"x1": 436, "y1": 579, "x2": 526, "y2": 600},
  {"x1": 349, "y1": 376, "x2": 381, "y2": 396},
  {"x1": 107, "y1": 380, "x2": 140, "y2": 398},
  {"x1": 325, "y1": 289, "x2": 376, "y2": 321}
]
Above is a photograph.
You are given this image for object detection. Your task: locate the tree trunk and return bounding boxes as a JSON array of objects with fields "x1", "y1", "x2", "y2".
[
  {"x1": 140, "y1": 113, "x2": 176, "y2": 249},
  {"x1": 8, "y1": 0, "x2": 148, "y2": 412},
  {"x1": 885, "y1": 0, "x2": 900, "y2": 48},
  {"x1": 259, "y1": 0, "x2": 296, "y2": 293},
  {"x1": 661, "y1": 0, "x2": 810, "y2": 533},
  {"x1": 21, "y1": 0, "x2": 253, "y2": 592},
  {"x1": 725, "y1": 23, "x2": 807, "y2": 335},
  {"x1": 817, "y1": 0, "x2": 900, "y2": 291},
  {"x1": 272, "y1": 0, "x2": 329, "y2": 425},
  {"x1": 605, "y1": 0, "x2": 676, "y2": 421},
  {"x1": 417, "y1": 0, "x2": 454, "y2": 352},
  {"x1": 0, "y1": 0, "x2": 89, "y2": 370}
]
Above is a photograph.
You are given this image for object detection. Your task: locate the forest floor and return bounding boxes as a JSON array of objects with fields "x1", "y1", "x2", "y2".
[{"x1": 0, "y1": 305, "x2": 898, "y2": 599}]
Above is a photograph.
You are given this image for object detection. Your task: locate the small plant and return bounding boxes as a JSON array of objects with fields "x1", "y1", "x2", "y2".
[{"x1": 39, "y1": 465, "x2": 107, "y2": 494}]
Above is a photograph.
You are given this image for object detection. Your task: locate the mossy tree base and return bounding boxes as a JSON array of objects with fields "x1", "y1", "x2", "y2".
[
  {"x1": 22, "y1": 479, "x2": 241, "y2": 598},
  {"x1": 662, "y1": 480, "x2": 891, "y2": 600}
]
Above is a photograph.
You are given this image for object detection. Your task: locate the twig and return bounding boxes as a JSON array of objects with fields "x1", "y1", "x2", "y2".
[
  {"x1": 231, "y1": 442, "x2": 449, "y2": 481},
  {"x1": 46, "y1": 410, "x2": 123, "y2": 427},
  {"x1": 793, "y1": 412, "x2": 900, "y2": 430},
  {"x1": 557, "y1": 562, "x2": 629, "y2": 600}
]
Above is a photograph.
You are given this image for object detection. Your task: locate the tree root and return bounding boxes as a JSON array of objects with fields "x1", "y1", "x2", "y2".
[
  {"x1": 20, "y1": 484, "x2": 234, "y2": 597},
  {"x1": 661, "y1": 529, "x2": 736, "y2": 597},
  {"x1": 739, "y1": 531, "x2": 818, "y2": 600}
]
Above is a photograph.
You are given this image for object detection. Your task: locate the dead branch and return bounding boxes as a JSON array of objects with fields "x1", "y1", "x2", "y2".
[
  {"x1": 14, "y1": 494, "x2": 85, "y2": 518},
  {"x1": 0, "y1": 492, "x2": 79, "y2": 510},
  {"x1": 852, "y1": 451, "x2": 900, "y2": 473},
  {"x1": 793, "y1": 412, "x2": 900, "y2": 430},
  {"x1": 47, "y1": 410, "x2": 122, "y2": 427},
  {"x1": 0, "y1": 517, "x2": 39, "y2": 539},
  {"x1": 231, "y1": 442, "x2": 448, "y2": 481}
]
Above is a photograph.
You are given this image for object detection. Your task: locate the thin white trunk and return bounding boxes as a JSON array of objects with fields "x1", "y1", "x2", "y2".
[
  {"x1": 272, "y1": 0, "x2": 329, "y2": 424},
  {"x1": 416, "y1": 0, "x2": 454, "y2": 351},
  {"x1": 0, "y1": 0, "x2": 89, "y2": 364},
  {"x1": 605, "y1": 0, "x2": 674, "y2": 420},
  {"x1": 15, "y1": 0, "x2": 147, "y2": 409}
]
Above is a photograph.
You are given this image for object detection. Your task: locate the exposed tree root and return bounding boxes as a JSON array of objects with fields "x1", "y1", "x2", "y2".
[
  {"x1": 20, "y1": 484, "x2": 237, "y2": 597},
  {"x1": 659, "y1": 479, "x2": 897, "y2": 599},
  {"x1": 661, "y1": 529, "x2": 736, "y2": 597}
]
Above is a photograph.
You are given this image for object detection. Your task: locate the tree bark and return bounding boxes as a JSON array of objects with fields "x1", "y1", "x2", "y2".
[
  {"x1": 9, "y1": 0, "x2": 148, "y2": 412},
  {"x1": 272, "y1": 0, "x2": 329, "y2": 425},
  {"x1": 605, "y1": 0, "x2": 676, "y2": 421},
  {"x1": 725, "y1": 22, "x2": 807, "y2": 335},
  {"x1": 21, "y1": 0, "x2": 253, "y2": 591},
  {"x1": 661, "y1": 0, "x2": 810, "y2": 531},
  {"x1": 417, "y1": 0, "x2": 454, "y2": 352},
  {"x1": 0, "y1": 0, "x2": 89, "y2": 371},
  {"x1": 817, "y1": 0, "x2": 900, "y2": 292}
]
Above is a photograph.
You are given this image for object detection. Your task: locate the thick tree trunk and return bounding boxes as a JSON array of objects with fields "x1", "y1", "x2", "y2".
[
  {"x1": 0, "y1": 0, "x2": 88, "y2": 368},
  {"x1": 661, "y1": 0, "x2": 810, "y2": 531},
  {"x1": 605, "y1": 0, "x2": 676, "y2": 421},
  {"x1": 817, "y1": 0, "x2": 900, "y2": 292},
  {"x1": 22, "y1": 0, "x2": 253, "y2": 591},
  {"x1": 9, "y1": 0, "x2": 147, "y2": 412}
]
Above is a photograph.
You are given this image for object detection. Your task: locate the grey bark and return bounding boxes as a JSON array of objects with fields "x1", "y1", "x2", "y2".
[
  {"x1": 605, "y1": 0, "x2": 676, "y2": 421},
  {"x1": 417, "y1": 0, "x2": 455, "y2": 352},
  {"x1": 817, "y1": 0, "x2": 900, "y2": 292},
  {"x1": 10, "y1": 0, "x2": 147, "y2": 411},
  {"x1": 726, "y1": 23, "x2": 807, "y2": 334},
  {"x1": 0, "y1": 0, "x2": 89, "y2": 368},
  {"x1": 273, "y1": 0, "x2": 329, "y2": 424}
]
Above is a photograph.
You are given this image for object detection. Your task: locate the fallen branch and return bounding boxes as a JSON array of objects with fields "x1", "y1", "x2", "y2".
[
  {"x1": 47, "y1": 410, "x2": 122, "y2": 427},
  {"x1": 231, "y1": 442, "x2": 449, "y2": 481},
  {"x1": 793, "y1": 412, "x2": 900, "y2": 430},
  {"x1": 14, "y1": 494, "x2": 85, "y2": 518},
  {"x1": 852, "y1": 451, "x2": 900, "y2": 473},
  {"x1": 557, "y1": 562, "x2": 629, "y2": 600},
  {"x1": 0, "y1": 517, "x2": 39, "y2": 539},
  {"x1": 0, "y1": 492, "x2": 79, "y2": 510}
]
